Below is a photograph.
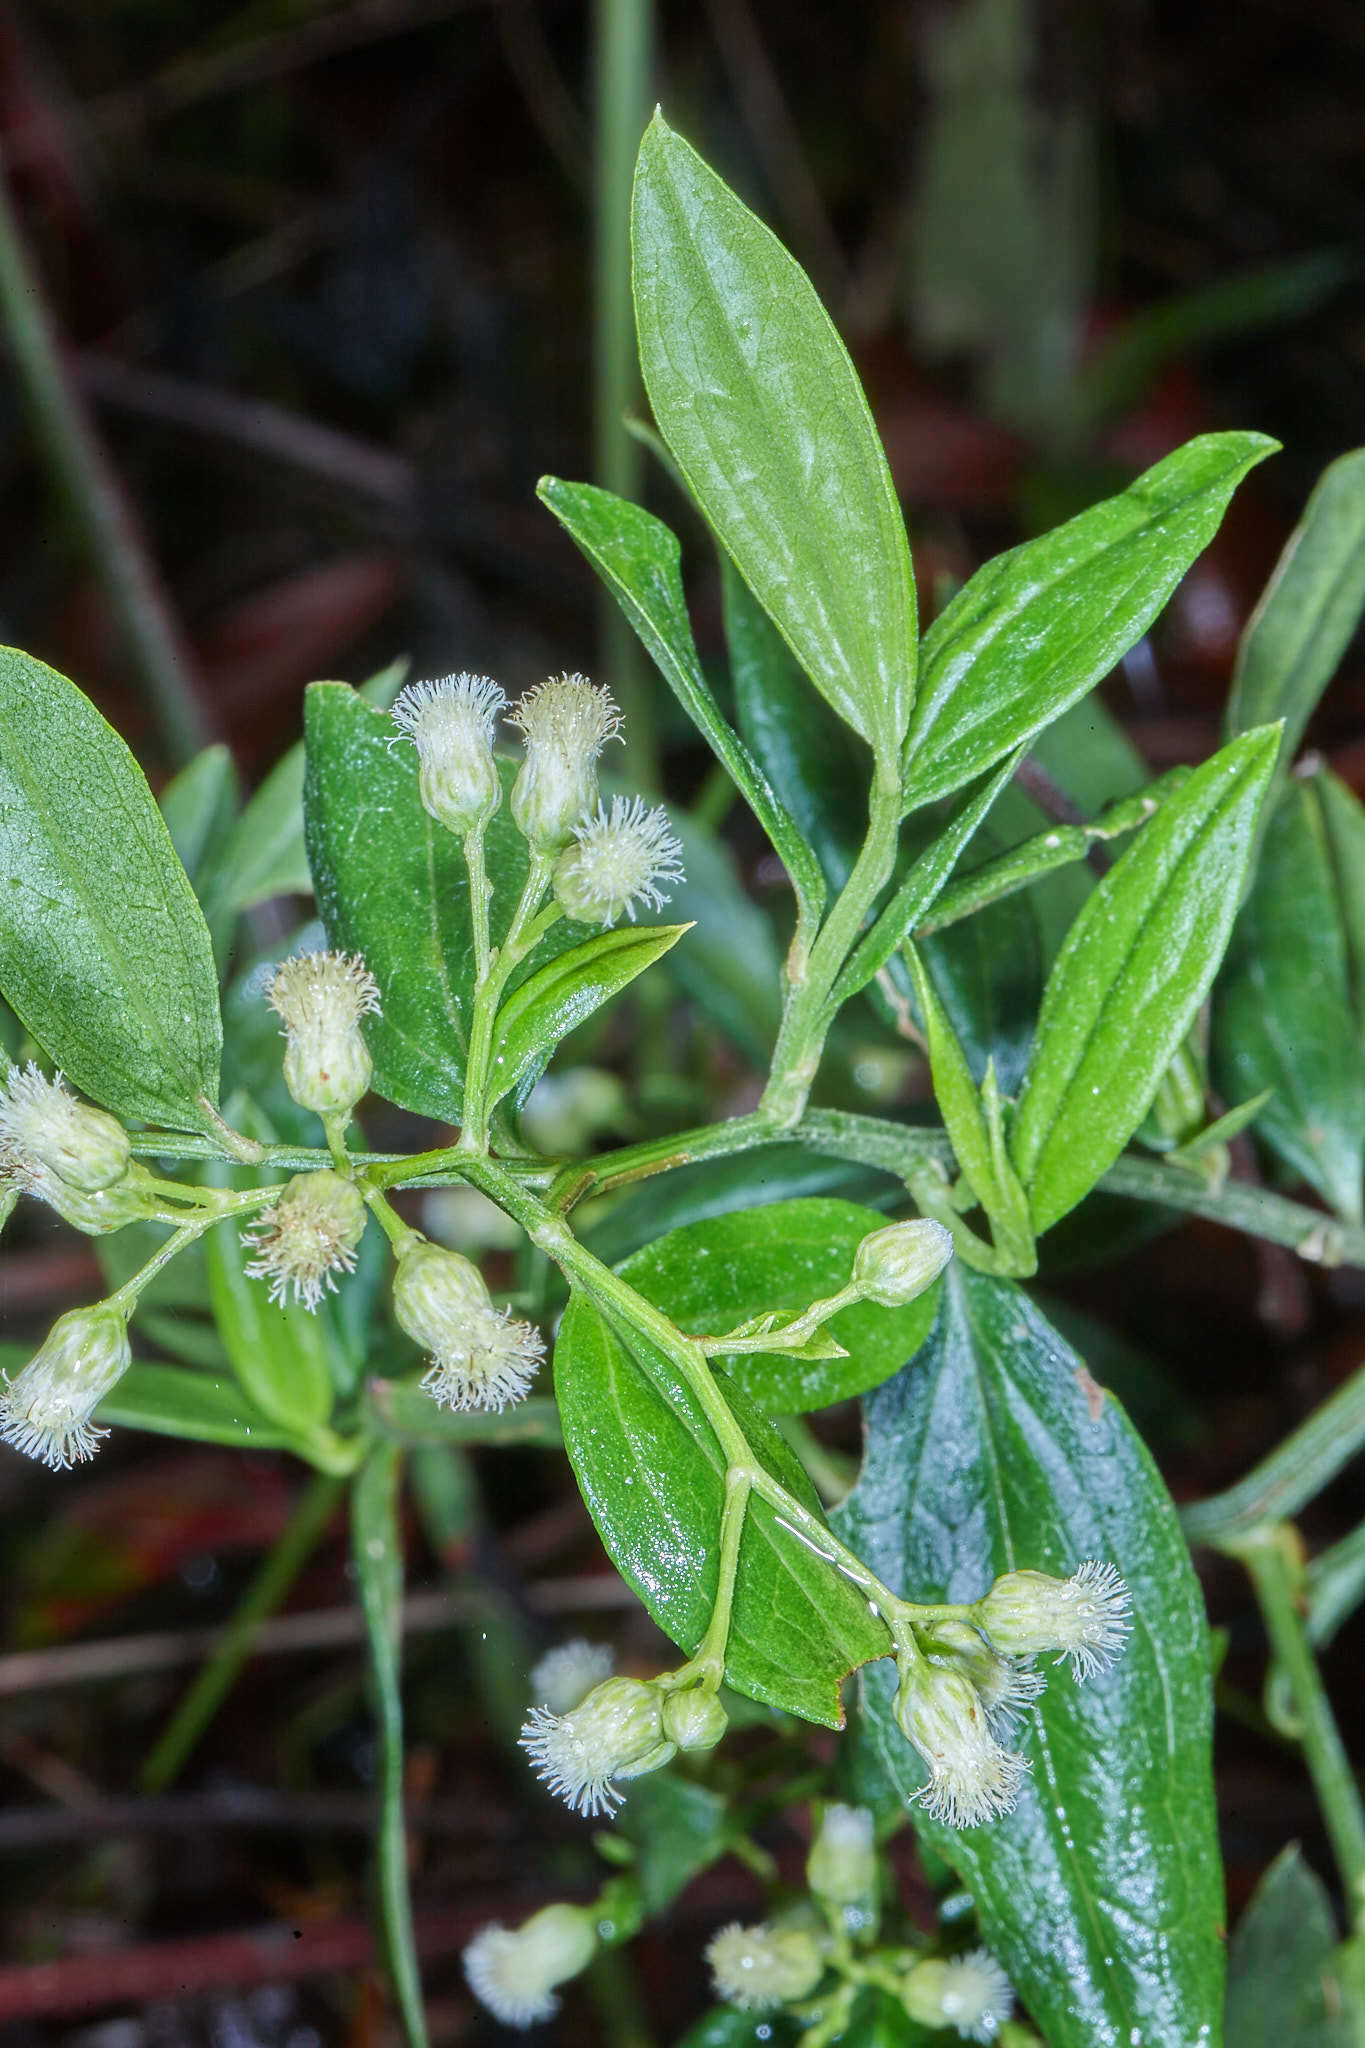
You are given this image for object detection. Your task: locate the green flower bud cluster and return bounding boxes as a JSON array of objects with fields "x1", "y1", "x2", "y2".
[
  {"x1": 392, "y1": 1235, "x2": 545, "y2": 1413},
  {"x1": 0, "y1": 1302, "x2": 131, "y2": 1469},
  {"x1": 266, "y1": 950, "x2": 380, "y2": 1122},
  {"x1": 0, "y1": 1064, "x2": 158, "y2": 1234},
  {"x1": 519, "y1": 1665, "x2": 728, "y2": 1819}
]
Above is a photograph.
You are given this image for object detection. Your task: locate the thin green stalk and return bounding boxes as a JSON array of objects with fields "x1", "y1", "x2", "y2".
[
  {"x1": 0, "y1": 154, "x2": 209, "y2": 764},
  {"x1": 675, "y1": 1467, "x2": 752, "y2": 1688},
  {"x1": 458, "y1": 853, "x2": 556, "y2": 1153},
  {"x1": 1225, "y1": 1524, "x2": 1365, "y2": 1929},
  {"x1": 465, "y1": 822, "x2": 493, "y2": 986},
  {"x1": 352, "y1": 1444, "x2": 430, "y2": 2048},
  {"x1": 141, "y1": 1471, "x2": 344, "y2": 1792},
  {"x1": 1181, "y1": 1365, "x2": 1365, "y2": 1547},
  {"x1": 593, "y1": 0, "x2": 656, "y2": 787}
]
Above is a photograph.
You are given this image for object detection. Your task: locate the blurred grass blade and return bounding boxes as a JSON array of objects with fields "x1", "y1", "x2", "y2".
[{"x1": 353, "y1": 1444, "x2": 430, "y2": 2048}]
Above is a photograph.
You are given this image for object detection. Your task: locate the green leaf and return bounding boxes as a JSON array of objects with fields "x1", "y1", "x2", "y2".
[
  {"x1": 304, "y1": 683, "x2": 579, "y2": 1121},
  {"x1": 205, "y1": 743, "x2": 311, "y2": 921},
  {"x1": 1212, "y1": 776, "x2": 1364, "y2": 1220},
  {"x1": 723, "y1": 554, "x2": 864, "y2": 893},
  {"x1": 1228, "y1": 448, "x2": 1365, "y2": 775},
  {"x1": 352, "y1": 1445, "x2": 430, "y2": 2048},
  {"x1": 834, "y1": 1269, "x2": 1223, "y2": 2048},
  {"x1": 612, "y1": 1197, "x2": 942, "y2": 1413},
  {"x1": 1319, "y1": 769, "x2": 1365, "y2": 1039},
  {"x1": 582, "y1": 1147, "x2": 894, "y2": 1269},
  {"x1": 96, "y1": 1364, "x2": 295, "y2": 1450},
  {"x1": 1010, "y1": 725, "x2": 1279, "y2": 1232},
  {"x1": 555, "y1": 1289, "x2": 890, "y2": 1722},
  {"x1": 677, "y1": 2011, "x2": 801, "y2": 2048},
  {"x1": 0, "y1": 646, "x2": 223, "y2": 1130},
  {"x1": 1226, "y1": 1844, "x2": 1352, "y2": 2048},
  {"x1": 664, "y1": 808, "x2": 782, "y2": 1063},
  {"x1": 159, "y1": 744, "x2": 239, "y2": 891},
  {"x1": 490, "y1": 922, "x2": 691, "y2": 1110},
  {"x1": 612, "y1": 1774, "x2": 735, "y2": 1913},
  {"x1": 537, "y1": 478, "x2": 825, "y2": 924},
  {"x1": 633, "y1": 113, "x2": 916, "y2": 760},
  {"x1": 366, "y1": 1379, "x2": 562, "y2": 1447},
  {"x1": 903, "y1": 433, "x2": 1277, "y2": 808},
  {"x1": 203, "y1": 1188, "x2": 338, "y2": 1440}
]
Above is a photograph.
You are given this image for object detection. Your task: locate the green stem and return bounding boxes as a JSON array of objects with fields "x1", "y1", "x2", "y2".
[
  {"x1": 1181, "y1": 1365, "x2": 1365, "y2": 1548},
  {"x1": 1225, "y1": 1524, "x2": 1365, "y2": 1929},
  {"x1": 107, "y1": 1197, "x2": 271, "y2": 1314},
  {"x1": 670, "y1": 1467, "x2": 752, "y2": 1688},
  {"x1": 465, "y1": 822, "x2": 492, "y2": 986},
  {"x1": 352, "y1": 1444, "x2": 430, "y2": 2048},
  {"x1": 141, "y1": 1471, "x2": 343, "y2": 1791},
  {"x1": 458, "y1": 853, "x2": 557, "y2": 1154},
  {"x1": 762, "y1": 760, "x2": 904, "y2": 1128}
]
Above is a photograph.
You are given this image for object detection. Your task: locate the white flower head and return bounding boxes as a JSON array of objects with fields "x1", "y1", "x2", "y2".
[
  {"x1": 807, "y1": 1802, "x2": 877, "y2": 1909},
  {"x1": 530, "y1": 1638, "x2": 615, "y2": 1715},
  {"x1": 393, "y1": 1238, "x2": 545, "y2": 1412},
  {"x1": 520, "y1": 1674, "x2": 675, "y2": 1817},
  {"x1": 389, "y1": 672, "x2": 505, "y2": 837},
  {"x1": 978, "y1": 1560, "x2": 1133, "y2": 1681},
  {"x1": 902, "y1": 1949, "x2": 1014, "y2": 2043},
  {"x1": 924, "y1": 1619, "x2": 1044, "y2": 1740},
  {"x1": 243, "y1": 1169, "x2": 367, "y2": 1311},
  {"x1": 463, "y1": 1902, "x2": 597, "y2": 2029},
  {"x1": 852, "y1": 1217, "x2": 954, "y2": 1307},
  {"x1": 706, "y1": 1922, "x2": 824, "y2": 2011},
  {"x1": 0, "y1": 1064, "x2": 130, "y2": 1194},
  {"x1": 0, "y1": 1303, "x2": 131, "y2": 1469},
  {"x1": 894, "y1": 1662, "x2": 1029, "y2": 1828},
  {"x1": 552, "y1": 796, "x2": 685, "y2": 928},
  {"x1": 509, "y1": 671, "x2": 622, "y2": 853},
  {"x1": 266, "y1": 950, "x2": 380, "y2": 1120}
]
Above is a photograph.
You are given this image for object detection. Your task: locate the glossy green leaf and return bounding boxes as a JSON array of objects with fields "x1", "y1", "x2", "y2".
[
  {"x1": 1011, "y1": 725, "x2": 1279, "y2": 1231},
  {"x1": 555, "y1": 1290, "x2": 890, "y2": 1722},
  {"x1": 677, "y1": 2011, "x2": 800, "y2": 2048},
  {"x1": 1225, "y1": 1844, "x2": 1352, "y2": 2048},
  {"x1": 205, "y1": 744, "x2": 311, "y2": 920},
  {"x1": 0, "y1": 646, "x2": 223, "y2": 1130},
  {"x1": 1319, "y1": 769, "x2": 1365, "y2": 1036},
  {"x1": 613, "y1": 1197, "x2": 942, "y2": 1414},
  {"x1": 159, "y1": 744, "x2": 239, "y2": 891},
  {"x1": 96, "y1": 1364, "x2": 295, "y2": 1450},
  {"x1": 1228, "y1": 448, "x2": 1365, "y2": 777},
  {"x1": 834, "y1": 1268, "x2": 1223, "y2": 2048},
  {"x1": 633, "y1": 113, "x2": 917, "y2": 761},
  {"x1": 723, "y1": 554, "x2": 864, "y2": 893},
  {"x1": 304, "y1": 683, "x2": 579, "y2": 1121},
  {"x1": 1212, "y1": 776, "x2": 1364, "y2": 1220},
  {"x1": 537, "y1": 477, "x2": 825, "y2": 922},
  {"x1": 903, "y1": 433, "x2": 1276, "y2": 808},
  {"x1": 582, "y1": 1147, "x2": 894, "y2": 1269},
  {"x1": 490, "y1": 922, "x2": 691, "y2": 1110}
]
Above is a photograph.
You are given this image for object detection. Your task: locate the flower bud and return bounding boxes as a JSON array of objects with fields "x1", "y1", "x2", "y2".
[
  {"x1": 852, "y1": 1218, "x2": 954, "y2": 1307},
  {"x1": 923, "y1": 1619, "x2": 1043, "y2": 1738},
  {"x1": 661, "y1": 1686, "x2": 728, "y2": 1754},
  {"x1": 976, "y1": 1561, "x2": 1132, "y2": 1681},
  {"x1": 807, "y1": 1803, "x2": 877, "y2": 1911},
  {"x1": 243, "y1": 1170, "x2": 367, "y2": 1311},
  {"x1": 464, "y1": 1901, "x2": 597, "y2": 2029},
  {"x1": 0, "y1": 1302, "x2": 131, "y2": 1469},
  {"x1": 901, "y1": 1949, "x2": 1013, "y2": 2043},
  {"x1": 894, "y1": 1661, "x2": 1028, "y2": 1829},
  {"x1": 706, "y1": 1922, "x2": 824, "y2": 2011},
  {"x1": 552, "y1": 795, "x2": 685, "y2": 928},
  {"x1": 393, "y1": 1237, "x2": 545, "y2": 1412},
  {"x1": 520, "y1": 1675, "x2": 675, "y2": 1816},
  {"x1": 509, "y1": 672, "x2": 622, "y2": 854},
  {"x1": 530, "y1": 1638, "x2": 614, "y2": 1715},
  {"x1": 0, "y1": 1064, "x2": 131, "y2": 1192},
  {"x1": 389, "y1": 672, "x2": 505, "y2": 837},
  {"x1": 265, "y1": 950, "x2": 380, "y2": 1120}
]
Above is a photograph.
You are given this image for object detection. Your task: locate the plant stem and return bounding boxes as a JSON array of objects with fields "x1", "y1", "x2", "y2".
[
  {"x1": 464, "y1": 822, "x2": 492, "y2": 986},
  {"x1": 0, "y1": 152, "x2": 210, "y2": 764},
  {"x1": 1224, "y1": 1523, "x2": 1365, "y2": 1930},
  {"x1": 457, "y1": 852, "x2": 555, "y2": 1153},
  {"x1": 593, "y1": 0, "x2": 656, "y2": 789},
  {"x1": 141, "y1": 1471, "x2": 344, "y2": 1792},
  {"x1": 1181, "y1": 1365, "x2": 1365, "y2": 1547}
]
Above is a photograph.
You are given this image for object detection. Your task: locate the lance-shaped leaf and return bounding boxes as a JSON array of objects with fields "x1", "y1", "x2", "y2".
[
  {"x1": 489, "y1": 922, "x2": 691, "y2": 1110},
  {"x1": 537, "y1": 478, "x2": 825, "y2": 924},
  {"x1": 834, "y1": 1269, "x2": 1223, "y2": 2048},
  {"x1": 0, "y1": 647, "x2": 223, "y2": 1130},
  {"x1": 903, "y1": 432, "x2": 1276, "y2": 809},
  {"x1": 96, "y1": 1365, "x2": 295, "y2": 1451},
  {"x1": 555, "y1": 1289, "x2": 890, "y2": 1723},
  {"x1": 1213, "y1": 775, "x2": 1364, "y2": 1221},
  {"x1": 1225, "y1": 1844, "x2": 1354, "y2": 2048},
  {"x1": 1010, "y1": 724, "x2": 1279, "y2": 1232},
  {"x1": 633, "y1": 113, "x2": 916, "y2": 762},
  {"x1": 1228, "y1": 448, "x2": 1365, "y2": 778}
]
